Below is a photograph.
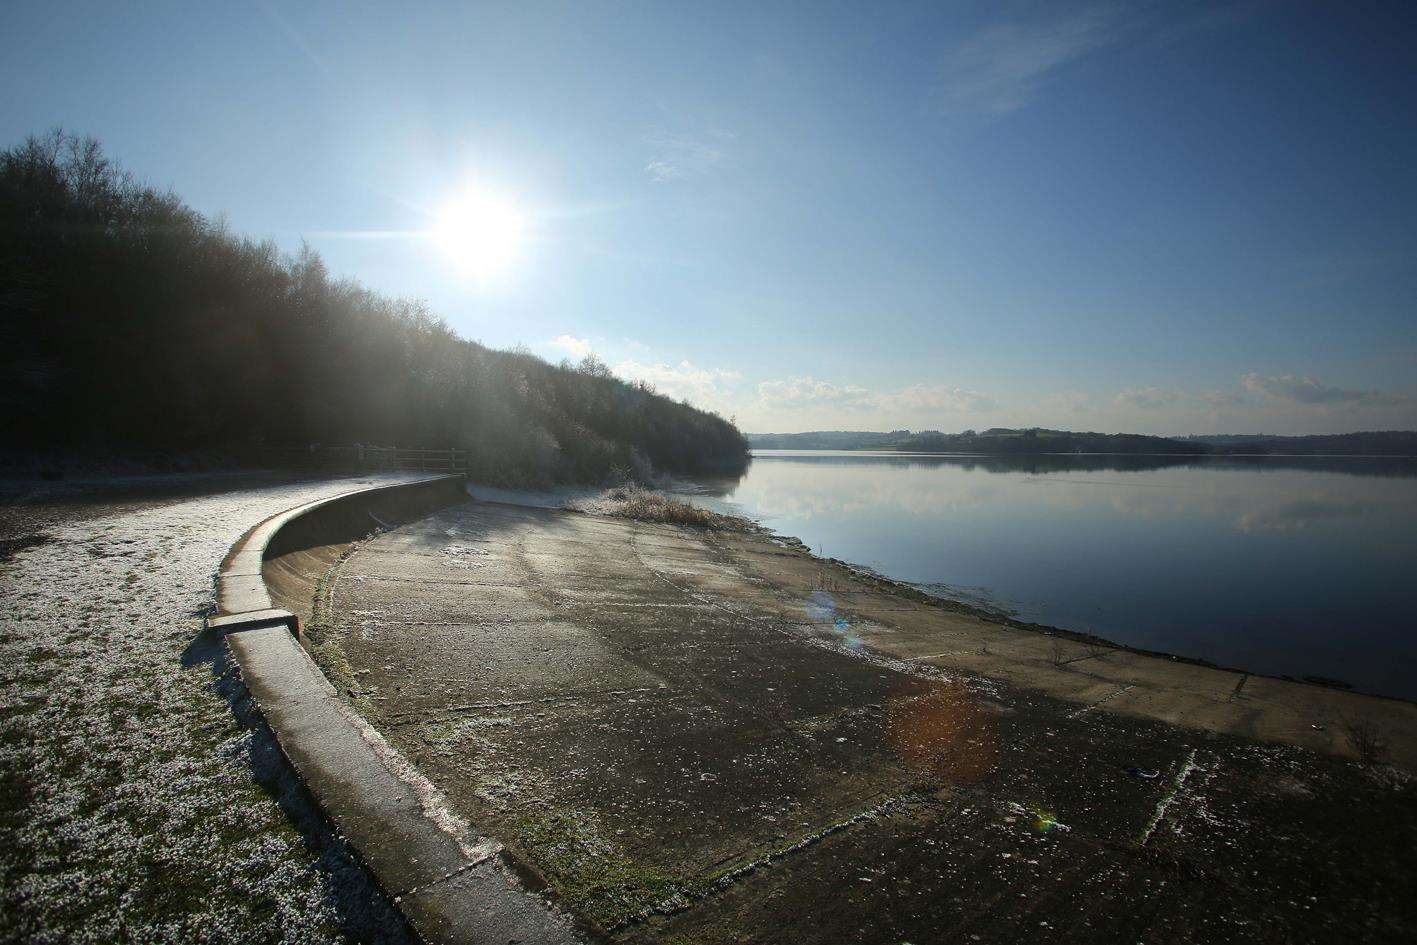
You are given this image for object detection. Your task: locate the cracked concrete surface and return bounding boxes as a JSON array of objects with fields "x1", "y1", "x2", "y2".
[{"x1": 314, "y1": 499, "x2": 1417, "y2": 944}]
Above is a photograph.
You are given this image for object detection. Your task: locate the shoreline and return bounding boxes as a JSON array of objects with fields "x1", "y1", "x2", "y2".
[
  {"x1": 312, "y1": 494, "x2": 1417, "y2": 941},
  {"x1": 560, "y1": 482, "x2": 1416, "y2": 707},
  {"x1": 807, "y1": 541, "x2": 1414, "y2": 706},
  {"x1": 670, "y1": 464, "x2": 1417, "y2": 704},
  {"x1": 751, "y1": 448, "x2": 1417, "y2": 458}
]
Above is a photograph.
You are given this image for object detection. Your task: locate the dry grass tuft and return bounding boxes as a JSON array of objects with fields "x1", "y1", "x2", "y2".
[{"x1": 598, "y1": 486, "x2": 752, "y2": 531}]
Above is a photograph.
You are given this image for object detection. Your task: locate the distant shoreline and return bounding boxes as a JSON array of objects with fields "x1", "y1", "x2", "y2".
[
  {"x1": 751, "y1": 448, "x2": 1417, "y2": 458},
  {"x1": 746, "y1": 428, "x2": 1417, "y2": 457}
]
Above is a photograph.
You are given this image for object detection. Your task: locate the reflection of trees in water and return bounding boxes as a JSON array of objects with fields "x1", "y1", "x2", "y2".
[
  {"x1": 683, "y1": 463, "x2": 752, "y2": 497},
  {"x1": 748, "y1": 452, "x2": 1417, "y2": 479}
]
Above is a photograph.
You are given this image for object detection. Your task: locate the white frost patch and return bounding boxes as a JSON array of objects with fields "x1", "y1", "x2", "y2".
[
  {"x1": 439, "y1": 543, "x2": 490, "y2": 570},
  {"x1": 0, "y1": 473, "x2": 426, "y2": 943},
  {"x1": 331, "y1": 699, "x2": 501, "y2": 863}
]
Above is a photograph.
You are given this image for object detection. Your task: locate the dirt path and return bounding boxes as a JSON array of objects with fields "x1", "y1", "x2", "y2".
[{"x1": 0, "y1": 474, "x2": 426, "y2": 945}]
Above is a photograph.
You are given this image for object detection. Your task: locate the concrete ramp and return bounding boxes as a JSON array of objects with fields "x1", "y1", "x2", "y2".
[{"x1": 210, "y1": 476, "x2": 580, "y2": 945}]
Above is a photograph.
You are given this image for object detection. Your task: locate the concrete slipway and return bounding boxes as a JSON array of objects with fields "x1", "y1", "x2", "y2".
[{"x1": 217, "y1": 477, "x2": 1417, "y2": 945}]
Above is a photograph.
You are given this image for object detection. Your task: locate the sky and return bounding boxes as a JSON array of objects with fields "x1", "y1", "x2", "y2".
[{"x1": 3, "y1": 0, "x2": 1416, "y2": 435}]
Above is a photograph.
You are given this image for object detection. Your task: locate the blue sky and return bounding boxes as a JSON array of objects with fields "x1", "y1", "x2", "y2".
[{"x1": 4, "y1": 1, "x2": 1415, "y2": 434}]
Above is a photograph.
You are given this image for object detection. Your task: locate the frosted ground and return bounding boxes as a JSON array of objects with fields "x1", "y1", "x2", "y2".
[{"x1": 0, "y1": 474, "x2": 425, "y2": 945}]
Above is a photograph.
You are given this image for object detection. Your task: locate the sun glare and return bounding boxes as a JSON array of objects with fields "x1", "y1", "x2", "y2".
[{"x1": 432, "y1": 187, "x2": 524, "y2": 281}]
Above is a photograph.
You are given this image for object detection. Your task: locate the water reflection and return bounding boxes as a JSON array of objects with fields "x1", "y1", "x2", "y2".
[
  {"x1": 742, "y1": 450, "x2": 1417, "y2": 479},
  {"x1": 684, "y1": 451, "x2": 1417, "y2": 699},
  {"x1": 1235, "y1": 497, "x2": 1386, "y2": 532}
]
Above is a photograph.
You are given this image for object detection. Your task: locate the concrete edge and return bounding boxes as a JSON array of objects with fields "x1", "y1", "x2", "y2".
[{"x1": 210, "y1": 475, "x2": 582, "y2": 945}]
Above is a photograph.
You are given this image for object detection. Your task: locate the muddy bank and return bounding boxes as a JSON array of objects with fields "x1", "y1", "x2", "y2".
[{"x1": 310, "y1": 498, "x2": 1416, "y2": 944}]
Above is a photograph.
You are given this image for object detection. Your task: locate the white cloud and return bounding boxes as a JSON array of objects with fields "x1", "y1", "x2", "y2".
[
  {"x1": 941, "y1": 6, "x2": 1125, "y2": 114},
  {"x1": 643, "y1": 130, "x2": 732, "y2": 182},
  {"x1": 757, "y1": 376, "x2": 873, "y2": 408},
  {"x1": 547, "y1": 334, "x2": 593, "y2": 359},
  {"x1": 614, "y1": 359, "x2": 741, "y2": 409},
  {"x1": 1240, "y1": 372, "x2": 1396, "y2": 407}
]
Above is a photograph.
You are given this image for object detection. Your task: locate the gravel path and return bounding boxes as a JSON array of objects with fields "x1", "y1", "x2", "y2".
[{"x1": 0, "y1": 474, "x2": 426, "y2": 945}]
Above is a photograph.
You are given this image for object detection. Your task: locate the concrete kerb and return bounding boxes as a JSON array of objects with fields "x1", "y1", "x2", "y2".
[{"x1": 208, "y1": 474, "x2": 581, "y2": 945}]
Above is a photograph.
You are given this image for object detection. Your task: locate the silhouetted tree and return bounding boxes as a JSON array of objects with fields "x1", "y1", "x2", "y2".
[{"x1": 0, "y1": 131, "x2": 749, "y2": 484}]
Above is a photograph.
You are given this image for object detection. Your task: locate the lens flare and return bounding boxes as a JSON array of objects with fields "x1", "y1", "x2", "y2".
[
  {"x1": 804, "y1": 590, "x2": 863, "y2": 649},
  {"x1": 885, "y1": 680, "x2": 998, "y2": 785}
]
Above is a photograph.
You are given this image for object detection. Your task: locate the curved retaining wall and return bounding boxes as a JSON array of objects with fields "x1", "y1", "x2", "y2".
[{"x1": 208, "y1": 475, "x2": 578, "y2": 945}]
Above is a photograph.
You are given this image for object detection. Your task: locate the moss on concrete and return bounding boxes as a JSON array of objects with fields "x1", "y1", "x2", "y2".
[{"x1": 512, "y1": 807, "x2": 683, "y2": 931}]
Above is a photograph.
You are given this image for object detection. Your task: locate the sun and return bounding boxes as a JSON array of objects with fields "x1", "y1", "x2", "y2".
[{"x1": 432, "y1": 187, "x2": 524, "y2": 280}]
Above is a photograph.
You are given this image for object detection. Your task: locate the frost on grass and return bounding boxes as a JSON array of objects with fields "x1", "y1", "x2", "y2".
[
  {"x1": 569, "y1": 486, "x2": 753, "y2": 531},
  {"x1": 0, "y1": 477, "x2": 424, "y2": 944}
]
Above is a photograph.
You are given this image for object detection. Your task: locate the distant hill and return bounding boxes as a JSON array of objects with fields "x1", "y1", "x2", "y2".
[
  {"x1": 749, "y1": 428, "x2": 1205, "y2": 454},
  {"x1": 748, "y1": 429, "x2": 1417, "y2": 456}
]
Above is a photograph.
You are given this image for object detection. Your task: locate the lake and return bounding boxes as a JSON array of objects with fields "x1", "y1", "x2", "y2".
[{"x1": 685, "y1": 450, "x2": 1417, "y2": 701}]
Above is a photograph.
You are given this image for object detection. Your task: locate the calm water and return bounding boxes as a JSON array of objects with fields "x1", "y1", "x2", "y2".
[{"x1": 687, "y1": 451, "x2": 1417, "y2": 700}]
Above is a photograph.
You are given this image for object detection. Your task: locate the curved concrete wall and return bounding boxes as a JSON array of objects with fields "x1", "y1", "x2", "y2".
[
  {"x1": 261, "y1": 475, "x2": 469, "y2": 633},
  {"x1": 208, "y1": 475, "x2": 577, "y2": 945}
]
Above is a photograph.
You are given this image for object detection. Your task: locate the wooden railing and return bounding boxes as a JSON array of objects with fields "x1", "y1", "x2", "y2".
[{"x1": 282, "y1": 446, "x2": 469, "y2": 474}]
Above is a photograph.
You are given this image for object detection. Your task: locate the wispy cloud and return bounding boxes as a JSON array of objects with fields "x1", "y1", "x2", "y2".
[
  {"x1": 757, "y1": 376, "x2": 994, "y2": 413},
  {"x1": 1197, "y1": 389, "x2": 1246, "y2": 409},
  {"x1": 877, "y1": 383, "x2": 997, "y2": 413},
  {"x1": 1113, "y1": 386, "x2": 1179, "y2": 409},
  {"x1": 643, "y1": 130, "x2": 732, "y2": 182},
  {"x1": 940, "y1": 6, "x2": 1126, "y2": 114},
  {"x1": 1240, "y1": 372, "x2": 1398, "y2": 407}
]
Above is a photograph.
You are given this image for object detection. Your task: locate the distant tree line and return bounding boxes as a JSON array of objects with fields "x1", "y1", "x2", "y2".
[
  {"x1": 746, "y1": 428, "x2": 1417, "y2": 456},
  {"x1": 747, "y1": 428, "x2": 1207, "y2": 454},
  {"x1": 897, "y1": 428, "x2": 1210, "y2": 455},
  {"x1": 749, "y1": 430, "x2": 910, "y2": 450},
  {"x1": 0, "y1": 131, "x2": 748, "y2": 484}
]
